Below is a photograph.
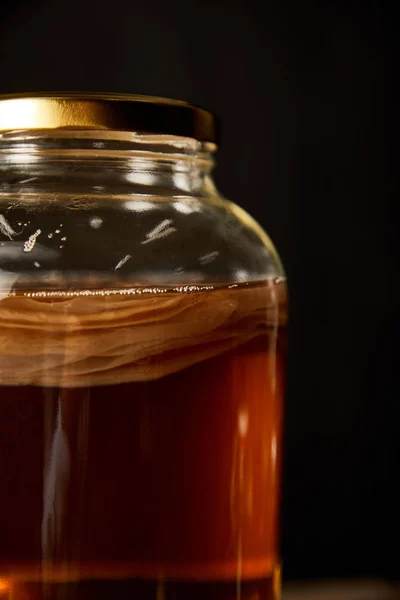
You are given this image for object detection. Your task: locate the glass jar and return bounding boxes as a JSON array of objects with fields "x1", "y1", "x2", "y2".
[{"x1": 0, "y1": 94, "x2": 287, "y2": 600}]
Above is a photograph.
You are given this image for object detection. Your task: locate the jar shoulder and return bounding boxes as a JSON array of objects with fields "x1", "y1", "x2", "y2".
[{"x1": 0, "y1": 192, "x2": 284, "y2": 289}]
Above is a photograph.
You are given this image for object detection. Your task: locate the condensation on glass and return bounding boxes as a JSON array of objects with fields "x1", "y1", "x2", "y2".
[{"x1": 0, "y1": 94, "x2": 287, "y2": 600}]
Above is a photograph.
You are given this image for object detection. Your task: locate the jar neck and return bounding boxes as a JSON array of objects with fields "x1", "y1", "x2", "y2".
[{"x1": 0, "y1": 130, "x2": 218, "y2": 198}]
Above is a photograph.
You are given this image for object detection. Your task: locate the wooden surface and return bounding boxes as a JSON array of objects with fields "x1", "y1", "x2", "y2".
[{"x1": 283, "y1": 580, "x2": 400, "y2": 599}]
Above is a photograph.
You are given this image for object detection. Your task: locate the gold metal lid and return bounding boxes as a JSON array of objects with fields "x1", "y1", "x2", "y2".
[{"x1": 0, "y1": 92, "x2": 218, "y2": 143}]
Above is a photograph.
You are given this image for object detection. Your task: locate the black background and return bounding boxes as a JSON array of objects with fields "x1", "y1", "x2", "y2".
[{"x1": 0, "y1": 0, "x2": 397, "y2": 583}]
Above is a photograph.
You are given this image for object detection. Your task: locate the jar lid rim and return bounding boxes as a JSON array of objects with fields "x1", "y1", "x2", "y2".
[{"x1": 0, "y1": 92, "x2": 219, "y2": 143}]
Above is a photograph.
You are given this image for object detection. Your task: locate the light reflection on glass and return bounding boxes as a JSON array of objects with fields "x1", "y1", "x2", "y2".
[
  {"x1": 234, "y1": 269, "x2": 249, "y2": 283},
  {"x1": 124, "y1": 200, "x2": 155, "y2": 213},
  {"x1": 173, "y1": 201, "x2": 195, "y2": 215},
  {"x1": 173, "y1": 173, "x2": 192, "y2": 191},
  {"x1": 238, "y1": 408, "x2": 249, "y2": 440},
  {"x1": 125, "y1": 171, "x2": 156, "y2": 186}
]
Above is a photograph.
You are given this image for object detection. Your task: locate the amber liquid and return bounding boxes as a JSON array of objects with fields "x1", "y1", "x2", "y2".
[{"x1": 0, "y1": 281, "x2": 286, "y2": 600}]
